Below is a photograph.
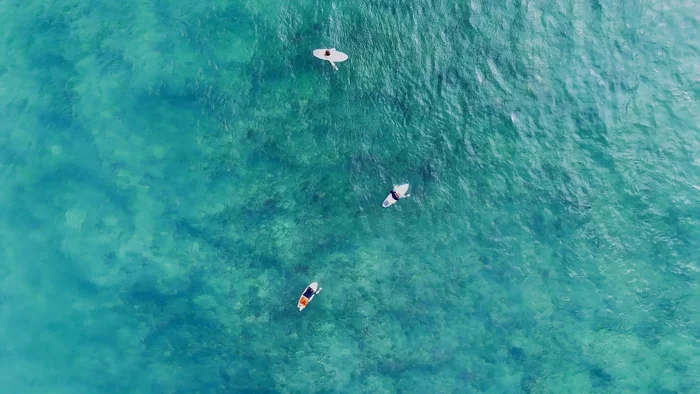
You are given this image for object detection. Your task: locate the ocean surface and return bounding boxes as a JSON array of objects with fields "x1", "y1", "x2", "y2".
[{"x1": 1, "y1": 0, "x2": 699, "y2": 392}]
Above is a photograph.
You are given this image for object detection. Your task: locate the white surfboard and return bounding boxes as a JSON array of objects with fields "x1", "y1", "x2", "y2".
[
  {"x1": 298, "y1": 282, "x2": 322, "y2": 311},
  {"x1": 382, "y1": 183, "x2": 410, "y2": 208},
  {"x1": 313, "y1": 48, "x2": 348, "y2": 62},
  {"x1": 313, "y1": 48, "x2": 349, "y2": 67}
]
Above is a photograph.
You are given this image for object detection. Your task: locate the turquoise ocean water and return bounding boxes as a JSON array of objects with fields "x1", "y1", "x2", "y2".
[{"x1": 1, "y1": 0, "x2": 699, "y2": 392}]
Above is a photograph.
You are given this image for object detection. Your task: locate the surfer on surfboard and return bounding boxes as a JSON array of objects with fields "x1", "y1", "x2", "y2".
[
  {"x1": 298, "y1": 282, "x2": 322, "y2": 311},
  {"x1": 313, "y1": 48, "x2": 349, "y2": 70},
  {"x1": 383, "y1": 184, "x2": 410, "y2": 208}
]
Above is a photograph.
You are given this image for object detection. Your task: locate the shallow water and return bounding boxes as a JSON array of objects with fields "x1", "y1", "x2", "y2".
[{"x1": 1, "y1": 0, "x2": 699, "y2": 392}]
